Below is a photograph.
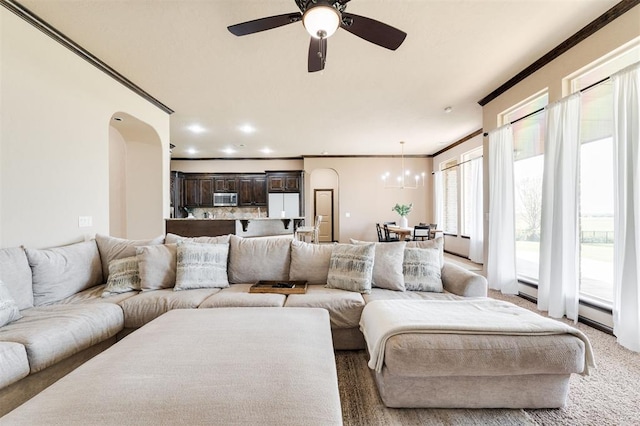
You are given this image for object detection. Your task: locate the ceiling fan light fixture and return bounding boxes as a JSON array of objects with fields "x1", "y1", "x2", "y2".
[{"x1": 303, "y1": 5, "x2": 340, "y2": 39}]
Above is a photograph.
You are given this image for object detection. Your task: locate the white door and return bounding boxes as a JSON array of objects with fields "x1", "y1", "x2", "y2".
[{"x1": 315, "y1": 189, "x2": 333, "y2": 242}]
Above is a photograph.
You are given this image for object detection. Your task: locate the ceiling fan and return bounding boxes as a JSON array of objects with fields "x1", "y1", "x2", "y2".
[{"x1": 228, "y1": 0, "x2": 407, "y2": 72}]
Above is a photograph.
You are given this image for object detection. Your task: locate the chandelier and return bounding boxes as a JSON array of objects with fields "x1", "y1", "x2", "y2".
[{"x1": 381, "y1": 141, "x2": 426, "y2": 189}]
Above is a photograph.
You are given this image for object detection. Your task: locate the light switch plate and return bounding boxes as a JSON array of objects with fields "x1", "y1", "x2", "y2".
[{"x1": 78, "y1": 216, "x2": 93, "y2": 228}]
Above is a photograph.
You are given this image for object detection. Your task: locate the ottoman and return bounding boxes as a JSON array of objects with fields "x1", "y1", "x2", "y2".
[
  {"x1": 360, "y1": 299, "x2": 595, "y2": 408},
  {"x1": 2, "y1": 308, "x2": 343, "y2": 425}
]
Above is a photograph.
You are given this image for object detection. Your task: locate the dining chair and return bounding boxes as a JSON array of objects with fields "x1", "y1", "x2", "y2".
[
  {"x1": 429, "y1": 223, "x2": 438, "y2": 239},
  {"x1": 383, "y1": 221, "x2": 398, "y2": 239},
  {"x1": 413, "y1": 224, "x2": 431, "y2": 241},
  {"x1": 383, "y1": 224, "x2": 400, "y2": 242},
  {"x1": 295, "y1": 215, "x2": 323, "y2": 244},
  {"x1": 375, "y1": 223, "x2": 385, "y2": 242}
]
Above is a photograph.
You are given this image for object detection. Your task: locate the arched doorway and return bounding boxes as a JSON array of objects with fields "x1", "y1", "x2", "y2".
[{"x1": 109, "y1": 112, "x2": 163, "y2": 238}]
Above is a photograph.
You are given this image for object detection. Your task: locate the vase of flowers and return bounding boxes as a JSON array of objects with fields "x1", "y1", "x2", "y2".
[{"x1": 392, "y1": 203, "x2": 412, "y2": 228}]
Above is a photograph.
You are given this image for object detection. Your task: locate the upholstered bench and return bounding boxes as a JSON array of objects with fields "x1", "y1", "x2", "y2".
[
  {"x1": 2, "y1": 308, "x2": 343, "y2": 425},
  {"x1": 360, "y1": 299, "x2": 595, "y2": 409}
]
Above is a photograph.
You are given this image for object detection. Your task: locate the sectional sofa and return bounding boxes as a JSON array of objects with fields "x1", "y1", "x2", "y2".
[{"x1": 0, "y1": 232, "x2": 485, "y2": 415}]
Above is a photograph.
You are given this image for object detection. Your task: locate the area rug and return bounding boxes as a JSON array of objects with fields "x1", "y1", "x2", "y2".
[
  {"x1": 335, "y1": 349, "x2": 536, "y2": 425},
  {"x1": 335, "y1": 290, "x2": 640, "y2": 425}
]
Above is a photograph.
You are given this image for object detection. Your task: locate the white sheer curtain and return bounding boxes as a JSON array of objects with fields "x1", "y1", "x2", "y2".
[
  {"x1": 612, "y1": 63, "x2": 640, "y2": 352},
  {"x1": 487, "y1": 126, "x2": 518, "y2": 294},
  {"x1": 469, "y1": 158, "x2": 484, "y2": 264},
  {"x1": 433, "y1": 171, "x2": 443, "y2": 232},
  {"x1": 538, "y1": 93, "x2": 581, "y2": 321}
]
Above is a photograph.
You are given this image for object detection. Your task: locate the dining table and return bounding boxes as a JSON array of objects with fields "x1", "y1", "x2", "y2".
[{"x1": 386, "y1": 225, "x2": 413, "y2": 240}]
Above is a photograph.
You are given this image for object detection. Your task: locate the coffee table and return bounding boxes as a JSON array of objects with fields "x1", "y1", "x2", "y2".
[{"x1": 2, "y1": 308, "x2": 343, "y2": 425}]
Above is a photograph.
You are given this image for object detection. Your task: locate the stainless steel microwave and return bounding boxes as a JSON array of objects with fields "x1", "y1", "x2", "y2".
[{"x1": 213, "y1": 192, "x2": 238, "y2": 207}]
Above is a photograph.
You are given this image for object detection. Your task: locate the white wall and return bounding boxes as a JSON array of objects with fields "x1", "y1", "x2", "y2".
[
  {"x1": 481, "y1": 5, "x2": 640, "y2": 280},
  {"x1": 304, "y1": 157, "x2": 433, "y2": 242},
  {"x1": 171, "y1": 159, "x2": 303, "y2": 173},
  {"x1": 109, "y1": 126, "x2": 127, "y2": 238},
  {"x1": 0, "y1": 8, "x2": 171, "y2": 248}
]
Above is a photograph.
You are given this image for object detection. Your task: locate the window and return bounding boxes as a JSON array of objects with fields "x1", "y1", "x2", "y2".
[
  {"x1": 441, "y1": 158, "x2": 458, "y2": 234},
  {"x1": 461, "y1": 147, "x2": 483, "y2": 236},
  {"x1": 504, "y1": 92, "x2": 548, "y2": 282}
]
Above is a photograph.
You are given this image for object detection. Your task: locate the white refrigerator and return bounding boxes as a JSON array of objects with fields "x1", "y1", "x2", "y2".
[{"x1": 268, "y1": 193, "x2": 300, "y2": 218}]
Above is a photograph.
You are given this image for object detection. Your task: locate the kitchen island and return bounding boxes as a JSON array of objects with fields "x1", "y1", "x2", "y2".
[{"x1": 165, "y1": 218, "x2": 305, "y2": 238}]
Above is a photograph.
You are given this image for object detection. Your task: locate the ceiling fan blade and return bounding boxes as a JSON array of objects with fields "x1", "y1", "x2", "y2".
[
  {"x1": 308, "y1": 37, "x2": 327, "y2": 73},
  {"x1": 228, "y1": 12, "x2": 302, "y2": 36},
  {"x1": 341, "y1": 13, "x2": 406, "y2": 50}
]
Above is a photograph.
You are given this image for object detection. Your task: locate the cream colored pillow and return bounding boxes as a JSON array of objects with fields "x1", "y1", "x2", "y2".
[
  {"x1": 102, "y1": 256, "x2": 140, "y2": 297},
  {"x1": 174, "y1": 242, "x2": 229, "y2": 290},
  {"x1": 289, "y1": 239, "x2": 334, "y2": 284},
  {"x1": 406, "y1": 236, "x2": 444, "y2": 268},
  {"x1": 326, "y1": 243, "x2": 375, "y2": 294},
  {"x1": 351, "y1": 239, "x2": 406, "y2": 291},
  {"x1": 136, "y1": 244, "x2": 177, "y2": 291},
  {"x1": 403, "y1": 247, "x2": 443, "y2": 292},
  {"x1": 96, "y1": 234, "x2": 164, "y2": 280},
  {"x1": 0, "y1": 280, "x2": 22, "y2": 327},
  {"x1": 228, "y1": 235, "x2": 291, "y2": 283}
]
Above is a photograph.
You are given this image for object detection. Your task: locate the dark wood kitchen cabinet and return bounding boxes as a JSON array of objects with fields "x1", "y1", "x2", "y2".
[
  {"x1": 238, "y1": 175, "x2": 267, "y2": 207},
  {"x1": 183, "y1": 174, "x2": 214, "y2": 207},
  {"x1": 214, "y1": 175, "x2": 237, "y2": 193},
  {"x1": 267, "y1": 171, "x2": 302, "y2": 193}
]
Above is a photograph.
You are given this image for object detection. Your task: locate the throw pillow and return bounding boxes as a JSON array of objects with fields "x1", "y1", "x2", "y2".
[
  {"x1": 406, "y1": 236, "x2": 444, "y2": 268},
  {"x1": 174, "y1": 242, "x2": 229, "y2": 291},
  {"x1": 326, "y1": 243, "x2": 375, "y2": 294},
  {"x1": 289, "y1": 239, "x2": 334, "y2": 284},
  {"x1": 0, "y1": 280, "x2": 22, "y2": 327},
  {"x1": 26, "y1": 240, "x2": 104, "y2": 306},
  {"x1": 96, "y1": 234, "x2": 165, "y2": 281},
  {"x1": 102, "y1": 256, "x2": 141, "y2": 297},
  {"x1": 403, "y1": 247, "x2": 443, "y2": 292},
  {"x1": 227, "y1": 235, "x2": 291, "y2": 283},
  {"x1": 0, "y1": 247, "x2": 34, "y2": 310},
  {"x1": 164, "y1": 233, "x2": 231, "y2": 245},
  {"x1": 350, "y1": 239, "x2": 406, "y2": 291},
  {"x1": 136, "y1": 244, "x2": 177, "y2": 291}
]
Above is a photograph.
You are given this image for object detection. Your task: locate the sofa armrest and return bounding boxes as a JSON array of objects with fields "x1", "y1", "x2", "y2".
[{"x1": 441, "y1": 262, "x2": 487, "y2": 297}]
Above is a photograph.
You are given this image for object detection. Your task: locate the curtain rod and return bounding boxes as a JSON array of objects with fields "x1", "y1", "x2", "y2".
[
  {"x1": 432, "y1": 156, "x2": 482, "y2": 174},
  {"x1": 483, "y1": 75, "x2": 611, "y2": 137}
]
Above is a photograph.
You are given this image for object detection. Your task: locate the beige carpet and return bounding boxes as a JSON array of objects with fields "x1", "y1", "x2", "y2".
[{"x1": 336, "y1": 290, "x2": 640, "y2": 425}]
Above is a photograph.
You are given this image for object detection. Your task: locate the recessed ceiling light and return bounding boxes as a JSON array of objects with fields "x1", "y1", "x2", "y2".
[
  {"x1": 222, "y1": 148, "x2": 236, "y2": 155},
  {"x1": 187, "y1": 124, "x2": 206, "y2": 134},
  {"x1": 186, "y1": 148, "x2": 198, "y2": 155},
  {"x1": 444, "y1": 106, "x2": 453, "y2": 113},
  {"x1": 261, "y1": 148, "x2": 273, "y2": 154},
  {"x1": 239, "y1": 124, "x2": 255, "y2": 134},
  {"x1": 321, "y1": 151, "x2": 329, "y2": 155}
]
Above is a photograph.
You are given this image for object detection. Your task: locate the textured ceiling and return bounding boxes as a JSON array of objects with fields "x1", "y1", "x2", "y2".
[{"x1": 17, "y1": 0, "x2": 621, "y2": 158}]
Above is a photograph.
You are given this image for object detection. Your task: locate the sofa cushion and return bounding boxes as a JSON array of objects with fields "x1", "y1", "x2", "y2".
[
  {"x1": 0, "y1": 303, "x2": 123, "y2": 373},
  {"x1": 175, "y1": 242, "x2": 229, "y2": 291},
  {"x1": 403, "y1": 247, "x2": 443, "y2": 292},
  {"x1": 228, "y1": 235, "x2": 291, "y2": 283},
  {"x1": 0, "y1": 247, "x2": 33, "y2": 310},
  {"x1": 165, "y1": 233, "x2": 230, "y2": 245},
  {"x1": 363, "y1": 288, "x2": 463, "y2": 303},
  {"x1": 199, "y1": 284, "x2": 286, "y2": 308},
  {"x1": 96, "y1": 234, "x2": 164, "y2": 280},
  {"x1": 118, "y1": 288, "x2": 221, "y2": 328},
  {"x1": 102, "y1": 256, "x2": 141, "y2": 297},
  {"x1": 136, "y1": 244, "x2": 177, "y2": 291},
  {"x1": 26, "y1": 240, "x2": 103, "y2": 306},
  {"x1": 289, "y1": 239, "x2": 334, "y2": 284},
  {"x1": 326, "y1": 243, "x2": 375, "y2": 294},
  {"x1": 351, "y1": 240, "x2": 406, "y2": 291},
  {"x1": 0, "y1": 342, "x2": 29, "y2": 389},
  {"x1": 284, "y1": 284, "x2": 365, "y2": 329},
  {"x1": 0, "y1": 281, "x2": 22, "y2": 327}
]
